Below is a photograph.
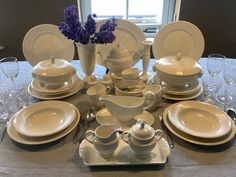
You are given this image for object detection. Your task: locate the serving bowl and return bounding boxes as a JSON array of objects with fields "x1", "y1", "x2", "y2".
[{"x1": 153, "y1": 53, "x2": 202, "y2": 87}]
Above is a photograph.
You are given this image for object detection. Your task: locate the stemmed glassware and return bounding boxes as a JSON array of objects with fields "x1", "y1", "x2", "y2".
[{"x1": 202, "y1": 54, "x2": 225, "y2": 103}]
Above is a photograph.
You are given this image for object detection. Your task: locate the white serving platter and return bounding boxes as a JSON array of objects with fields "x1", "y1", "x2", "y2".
[
  {"x1": 153, "y1": 21, "x2": 204, "y2": 61},
  {"x1": 79, "y1": 138, "x2": 170, "y2": 166},
  {"x1": 23, "y1": 24, "x2": 75, "y2": 66}
]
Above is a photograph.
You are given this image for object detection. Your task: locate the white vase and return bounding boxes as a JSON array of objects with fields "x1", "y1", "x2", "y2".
[{"x1": 76, "y1": 43, "x2": 96, "y2": 77}]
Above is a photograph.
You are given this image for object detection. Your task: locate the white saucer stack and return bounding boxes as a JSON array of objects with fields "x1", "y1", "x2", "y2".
[
  {"x1": 162, "y1": 101, "x2": 235, "y2": 146},
  {"x1": 28, "y1": 75, "x2": 83, "y2": 100},
  {"x1": 7, "y1": 101, "x2": 80, "y2": 145}
]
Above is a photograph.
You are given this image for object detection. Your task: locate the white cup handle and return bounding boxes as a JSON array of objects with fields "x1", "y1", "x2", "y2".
[
  {"x1": 85, "y1": 130, "x2": 95, "y2": 144},
  {"x1": 105, "y1": 86, "x2": 111, "y2": 94},
  {"x1": 143, "y1": 91, "x2": 155, "y2": 110},
  {"x1": 121, "y1": 132, "x2": 130, "y2": 144}
]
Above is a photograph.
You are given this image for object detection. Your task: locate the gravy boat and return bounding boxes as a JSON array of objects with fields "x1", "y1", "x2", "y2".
[{"x1": 99, "y1": 93, "x2": 154, "y2": 124}]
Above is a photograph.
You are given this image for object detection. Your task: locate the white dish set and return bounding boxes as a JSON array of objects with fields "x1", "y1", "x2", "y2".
[
  {"x1": 7, "y1": 101, "x2": 80, "y2": 145},
  {"x1": 163, "y1": 101, "x2": 235, "y2": 146}
]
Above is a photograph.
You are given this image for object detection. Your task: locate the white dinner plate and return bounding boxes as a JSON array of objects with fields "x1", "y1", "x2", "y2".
[
  {"x1": 7, "y1": 106, "x2": 80, "y2": 145},
  {"x1": 23, "y1": 24, "x2": 75, "y2": 66},
  {"x1": 165, "y1": 85, "x2": 203, "y2": 101},
  {"x1": 13, "y1": 101, "x2": 76, "y2": 137},
  {"x1": 153, "y1": 21, "x2": 204, "y2": 61},
  {"x1": 31, "y1": 75, "x2": 80, "y2": 94},
  {"x1": 95, "y1": 19, "x2": 145, "y2": 66},
  {"x1": 168, "y1": 101, "x2": 232, "y2": 138},
  {"x1": 162, "y1": 104, "x2": 235, "y2": 146},
  {"x1": 28, "y1": 79, "x2": 83, "y2": 100},
  {"x1": 96, "y1": 108, "x2": 154, "y2": 130}
]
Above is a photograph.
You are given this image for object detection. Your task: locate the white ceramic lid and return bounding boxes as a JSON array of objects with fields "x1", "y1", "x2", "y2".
[
  {"x1": 154, "y1": 53, "x2": 202, "y2": 76},
  {"x1": 32, "y1": 57, "x2": 75, "y2": 77},
  {"x1": 108, "y1": 44, "x2": 129, "y2": 58},
  {"x1": 130, "y1": 120, "x2": 155, "y2": 140}
]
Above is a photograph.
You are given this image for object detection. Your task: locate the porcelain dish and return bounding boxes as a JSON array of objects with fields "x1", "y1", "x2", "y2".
[
  {"x1": 168, "y1": 101, "x2": 232, "y2": 138},
  {"x1": 28, "y1": 78, "x2": 83, "y2": 100},
  {"x1": 7, "y1": 106, "x2": 80, "y2": 145},
  {"x1": 96, "y1": 108, "x2": 154, "y2": 130},
  {"x1": 79, "y1": 138, "x2": 170, "y2": 166},
  {"x1": 31, "y1": 75, "x2": 79, "y2": 94},
  {"x1": 162, "y1": 104, "x2": 236, "y2": 146},
  {"x1": 32, "y1": 57, "x2": 76, "y2": 89},
  {"x1": 13, "y1": 101, "x2": 76, "y2": 137},
  {"x1": 152, "y1": 21, "x2": 204, "y2": 61},
  {"x1": 96, "y1": 19, "x2": 145, "y2": 66},
  {"x1": 23, "y1": 24, "x2": 75, "y2": 66}
]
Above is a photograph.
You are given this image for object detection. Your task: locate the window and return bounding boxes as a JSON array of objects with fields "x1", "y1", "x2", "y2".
[{"x1": 78, "y1": 0, "x2": 179, "y2": 38}]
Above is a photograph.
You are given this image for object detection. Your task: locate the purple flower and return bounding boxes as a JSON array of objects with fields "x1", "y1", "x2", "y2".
[{"x1": 59, "y1": 4, "x2": 117, "y2": 45}]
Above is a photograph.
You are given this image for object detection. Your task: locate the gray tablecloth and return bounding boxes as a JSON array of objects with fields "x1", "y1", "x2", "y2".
[{"x1": 0, "y1": 58, "x2": 235, "y2": 177}]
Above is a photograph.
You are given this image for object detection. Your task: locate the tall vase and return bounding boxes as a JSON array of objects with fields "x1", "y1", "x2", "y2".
[{"x1": 76, "y1": 43, "x2": 96, "y2": 78}]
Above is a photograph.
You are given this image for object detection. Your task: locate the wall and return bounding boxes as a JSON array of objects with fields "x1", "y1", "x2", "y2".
[
  {"x1": 179, "y1": 0, "x2": 236, "y2": 58},
  {"x1": 0, "y1": 0, "x2": 77, "y2": 60}
]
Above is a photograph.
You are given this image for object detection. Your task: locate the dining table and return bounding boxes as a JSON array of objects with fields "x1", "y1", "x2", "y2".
[{"x1": 0, "y1": 57, "x2": 235, "y2": 177}]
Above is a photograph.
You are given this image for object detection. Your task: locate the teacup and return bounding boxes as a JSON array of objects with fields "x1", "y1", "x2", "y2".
[
  {"x1": 85, "y1": 124, "x2": 122, "y2": 158},
  {"x1": 87, "y1": 83, "x2": 111, "y2": 109},
  {"x1": 142, "y1": 85, "x2": 167, "y2": 111}
]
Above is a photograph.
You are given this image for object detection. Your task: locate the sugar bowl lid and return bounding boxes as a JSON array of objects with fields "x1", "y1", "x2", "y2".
[
  {"x1": 32, "y1": 56, "x2": 75, "y2": 77},
  {"x1": 154, "y1": 53, "x2": 202, "y2": 76},
  {"x1": 108, "y1": 44, "x2": 129, "y2": 58},
  {"x1": 130, "y1": 120, "x2": 155, "y2": 140}
]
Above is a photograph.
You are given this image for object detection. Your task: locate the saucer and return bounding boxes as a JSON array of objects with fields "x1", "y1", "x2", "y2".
[
  {"x1": 96, "y1": 108, "x2": 154, "y2": 130},
  {"x1": 28, "y1": 79, "x2": 84, "y2": 100}
]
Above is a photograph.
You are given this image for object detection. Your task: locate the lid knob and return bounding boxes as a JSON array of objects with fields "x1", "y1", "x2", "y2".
[
  {"x1": 50, "y1": 56, "x2": 55, "y2": 64},
  {"x1": 176, "y1": 52, "x2": 182, "y2": 61}
]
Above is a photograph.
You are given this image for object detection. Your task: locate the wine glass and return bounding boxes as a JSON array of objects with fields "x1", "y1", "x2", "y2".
[
  {"x1": 0, "y1": 57, "x2": 19, "y2": 113},
  {"x1": 0, "y1": 57, "x2": 19, "y2": 81},
  {"x1": 221, "y1": 59, "x2": 236, "y2": 110},
  {"x1": 203, "y1": 54, "x2": 225, "y2": 103}
]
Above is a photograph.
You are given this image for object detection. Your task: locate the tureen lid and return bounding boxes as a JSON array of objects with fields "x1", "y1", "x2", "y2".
[
  {"x1": 32, "y1": 56, "x2": 75, "y2": 77},
  {"x1": 130, "y1": 120, "x2": 154, "y2": 140},
  {"x1": 108, "y1": 44, "x2": 129, "y2": 58},
  {"x1": 154, "y1": 53, "x2": 202, "y2": 76}
]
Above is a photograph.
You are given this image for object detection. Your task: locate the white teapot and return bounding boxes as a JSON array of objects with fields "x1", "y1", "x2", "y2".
[
  {"x1": 98, "y1": 44, "x2": 140, "y2": 75},
  {"x1": 122, "y1": 120, "x2": 163, "y2": 159}
]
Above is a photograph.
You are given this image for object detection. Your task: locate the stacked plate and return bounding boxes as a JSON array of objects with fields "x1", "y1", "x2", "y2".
[
  {"x1": 162, "y1": 101, "x2": 235, "y2": 146},
  {"x1": 147, "y1": 75, "x2": 203, "y2": 100},
  {"x1": 7, "y1": 101, "x2": 80, "y2": 145},
  {"x1": 28, "y1": 75, "x2": 84, "y2": 100}
]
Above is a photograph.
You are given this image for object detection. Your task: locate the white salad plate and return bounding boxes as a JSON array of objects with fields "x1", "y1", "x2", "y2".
[
  {"x1": 96, "y1": 108, "x2": 154, "y2": 130},
  {"x1": 7, "y1": 106, "x2": 80, "y2": 145},
  {"x1": 23, "y1": 24, "x2": 75, "y2": 66},
  {"x1": 13, "y1": 101, "x2": 76, "y2": 137},
  {"x1": 153, "y1": 21, "x2": 204, "y2": 61},
  {"x1": 168, "y1": 101, "x2": 232, "y2": 138},
  {"x1": 31, "y1": 75, "x2": 80, "y2": 94},
  {"x1": 162, "y1": 104, "x2": 236, "y2": 146},
  {"x1": 96, "y1": 19, "x2": 145, "y2": 66},
  {"x1": 28, "y1": 79, "x2": 83, "y2": 100},
  {"x1": 79, "y1": 138, "x2": 170, "y2": 166}
]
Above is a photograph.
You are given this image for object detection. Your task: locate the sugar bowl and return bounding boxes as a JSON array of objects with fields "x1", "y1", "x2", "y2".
[{"x1": 122, "y1": 120, "x2": 163, "y2": 159}]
